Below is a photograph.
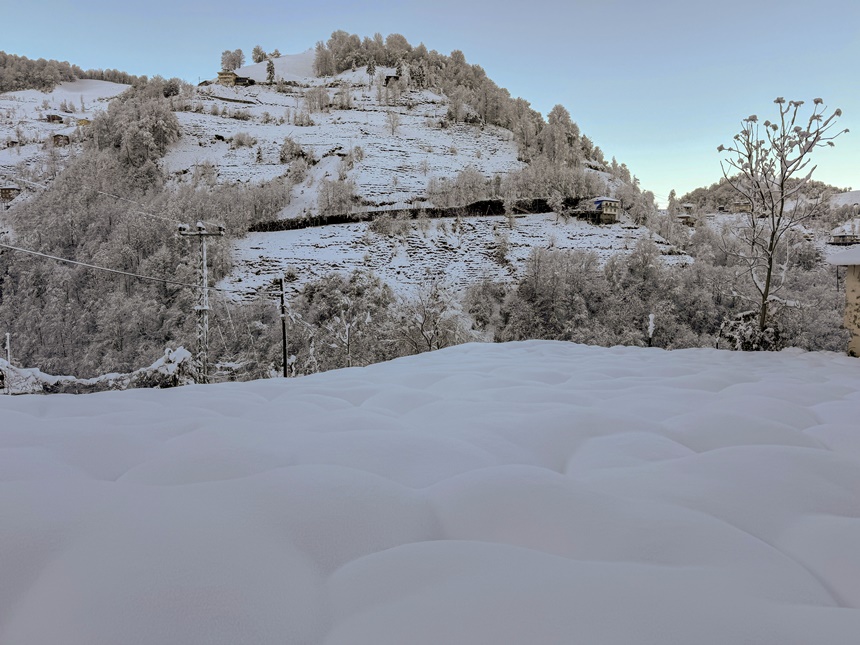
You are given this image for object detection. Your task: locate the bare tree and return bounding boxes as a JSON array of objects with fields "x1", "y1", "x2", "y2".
[
  {"x1": 719, "y1": 97, "x2": 848, "y2": 336},
  {"x1": 386, "y1": 110, "x2": 400, "y2": 136}
]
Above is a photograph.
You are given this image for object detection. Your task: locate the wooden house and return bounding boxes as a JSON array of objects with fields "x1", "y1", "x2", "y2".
[
  {"x1": 829, "y1": 219, "x2": 860, "y2": 246},
  {"x1": 1, "y1": 185, "x2": 22, "y2": 208},
  {"x1": 217, "y1": 70, "x2": 255, "y2": 87},
  {"x1": 828, "y1": 247, "x2": 860, "y2": 356},
  {"x1": 46, "y1": 114, "x2": 64, "y2": 124},
  {"x1": 384, "y1": 74, "x2": 400, "y2": 87},
  {"x1": 52, "y1": 134, "x2": 71, "y2": 147},
  {"x1": 730, "y1": 200, "x2": 747, "y2": 214}
]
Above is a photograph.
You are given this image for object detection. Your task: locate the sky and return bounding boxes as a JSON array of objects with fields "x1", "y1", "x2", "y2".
[{"x1": 4, "y1": 0, "x2": 859, "y2": 205}]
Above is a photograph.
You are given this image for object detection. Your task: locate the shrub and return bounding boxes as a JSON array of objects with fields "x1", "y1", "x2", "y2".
[{"x1": 231, "y1": 131, "x2": 257, "y2": 148}]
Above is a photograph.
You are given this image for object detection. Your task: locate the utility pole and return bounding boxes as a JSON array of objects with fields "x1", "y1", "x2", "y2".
[
  {"x1": 3, "y1": 332, "x2": 10, "y2": 395},
  {"x1": 279, "y1": 276, "x2": 289, "y2": 377},
  {"x1": 179, "y1": 222, "x2": 224, "y2": 384}
]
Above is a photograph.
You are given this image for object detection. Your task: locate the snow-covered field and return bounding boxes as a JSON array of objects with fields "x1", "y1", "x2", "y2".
[
  {"x1": 1, "y1": 341, "x2": 859, "y2": 644},
  {"x1": 223, "y1": 213, "x2": 686, "y2": 296}
]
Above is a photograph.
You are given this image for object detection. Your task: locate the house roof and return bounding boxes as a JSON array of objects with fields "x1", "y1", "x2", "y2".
[
  {"x1": 593, "y1": 196, "x2": 619, "y2": 203},
  {"x1": 827, "y1": 247, "x2": 860, "y2": 266}
]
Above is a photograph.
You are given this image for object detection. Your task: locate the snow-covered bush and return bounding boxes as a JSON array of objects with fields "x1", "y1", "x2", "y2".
[
  {"x1": 717, "y1": 311, "x2": 783, "y2": 352},
  {"x1": 230, "y1": 131, "x2": 257, "y2": 148}
]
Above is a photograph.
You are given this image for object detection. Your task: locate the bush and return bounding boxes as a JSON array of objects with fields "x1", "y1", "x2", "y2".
[
  {"x1": 294, "y1": 111, "x2": 315, "y2": 127},
  {"x1": 717, "y1": 311, "x2": 783, "y2": 351},
  {"x1": 304, "y1": 86, "x2": 331, "y2": 113},
  {"x1": 231, "y1": 131, "x2": 257, "y2": 148},
  {"x1": 279, "y1": 137, "x2": 304, "y2": 163}
]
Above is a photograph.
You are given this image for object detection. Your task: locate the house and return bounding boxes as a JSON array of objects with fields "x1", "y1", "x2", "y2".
[
  {"x1": 1, "y1": 185, "x2": 22, "y2": 208},
  {"x1": 680, "y1": 203, "x2": 695, "y2": 214},
  {"x1": 592, "y1": 197, "x2": 620, "y2": 224},
  {"x1": 46, "y1": 114, "x2": 64, "y2": 124},
  {"x1": 828, "y1": 247, "x2": 860, "y2": 356},
  {"x1": 52, "y1": 134, "x2": 71, "y2": 147},
  {"x1": 384, "y1": 74, "x2": 400, "y2": 87},
  {"x1": 829, "y1": 219, "x2": 860, "y2": 245},
  {"x1": 217, "y1": 70, "x2": 255, "y2": 87},
  {"x1": 730, "y1": 200, "x2": 747, "y2": 213}
]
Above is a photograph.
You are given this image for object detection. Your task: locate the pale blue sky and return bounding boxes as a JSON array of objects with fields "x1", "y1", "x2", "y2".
[{"x1": 5, "y1": 0, "x2": 859, "y2": 204}]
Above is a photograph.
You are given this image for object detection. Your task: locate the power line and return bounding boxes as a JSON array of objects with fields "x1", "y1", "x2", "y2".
[
  {"x1": 93, "y1": 190, "x2": 190, "y2": 226},
  {"x1": 0, "y1": 241, "x2": 244, "y2": 294},
  {"x1": 93, "y1": 190, "x2": 221, "y2": 228}
]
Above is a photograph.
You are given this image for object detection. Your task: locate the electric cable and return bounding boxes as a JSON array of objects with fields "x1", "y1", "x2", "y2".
[{"x1": 0, "y1": 241, "x2": 244, "y2": 294}]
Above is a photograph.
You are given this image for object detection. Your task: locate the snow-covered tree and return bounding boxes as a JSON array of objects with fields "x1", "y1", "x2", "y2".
[
  {"x1": 718, "y1": 97, "x2": 848, "y2": 339},
  {"x1": 366, "y1": 57, "x2": 376, "y2": 86},
  {"x1": 667, "y1": 189, "x2": 678, "y2": 217},
  {"x1": 251, "y1": 45, "x2": 267, "y2": 64},
  {"x1": 221, "y1": 49, "x2": 244, "y2": 71},
  {"x1": 266, "y1": 59, "x2": 275, "y2": 84},
  {"x1": 385, "y1": 110, "x2": 400, "y2": 135}
]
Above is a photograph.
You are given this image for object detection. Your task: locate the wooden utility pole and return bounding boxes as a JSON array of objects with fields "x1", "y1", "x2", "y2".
[
  {"x1": 179, "y1": 222, "x2": 224, "y2": 384},
  {"x1": 279, "y1": 276, "x2": 288, "y2": 377},
  {"x1": 4, "y1": 332, "x2": 10, "y2": 395}
]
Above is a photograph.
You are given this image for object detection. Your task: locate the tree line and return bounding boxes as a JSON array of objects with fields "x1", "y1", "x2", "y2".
[{"x1": 0, "y1": 51, "x2": 142, "y2": 93}]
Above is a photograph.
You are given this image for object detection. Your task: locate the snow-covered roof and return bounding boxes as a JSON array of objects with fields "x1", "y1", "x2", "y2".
[
  {"x1": 827, "y1": 246, "x2": 860, "y2": 265},
  {"x1": 593, "y1": 196, "x2": 619, "y2": 203}
]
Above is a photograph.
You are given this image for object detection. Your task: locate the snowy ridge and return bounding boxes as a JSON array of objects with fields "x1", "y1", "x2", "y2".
[{"x1": 1, "y1": 341, "x2": 859, "y2": 644}]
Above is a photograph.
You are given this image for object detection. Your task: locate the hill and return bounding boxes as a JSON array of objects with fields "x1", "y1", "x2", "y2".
[{"x1": 1, "y1": 341, "x2": 859, "y2": 643}]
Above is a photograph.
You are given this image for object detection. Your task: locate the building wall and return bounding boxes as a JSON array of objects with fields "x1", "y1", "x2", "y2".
[{"x1": 845, "y1": 265, "x2": 860, "y2": 357}]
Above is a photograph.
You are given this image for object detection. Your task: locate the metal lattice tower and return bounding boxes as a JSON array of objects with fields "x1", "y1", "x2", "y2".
[{"x1": 179, "y1": 222, "x2": 224, "y2": 383}]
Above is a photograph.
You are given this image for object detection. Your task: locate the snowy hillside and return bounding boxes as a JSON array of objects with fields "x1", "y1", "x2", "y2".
[
  {"x1": 165, "y1": 53, "x2": 522, "y2": 214},
  {"x1": 0, "y1": 53, "x2": 681, "y2": 301},
  {"x1": 832, "y1": 189, "x2": 860, "y2": 208},
  {"x1": 224, "y1": 212, "x2": 686, "y2": 296},
  {"x1": 1, "y1": 341, "x2": 859, "y2": 644},
  {"x1": 0, "y1": 79, "x2": 128, "y2": 186}
]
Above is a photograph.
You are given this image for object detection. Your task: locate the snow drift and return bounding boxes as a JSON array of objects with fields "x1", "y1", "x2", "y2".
[{"x1": 1, "y1": 341, "x2": 859, "y2": 644}]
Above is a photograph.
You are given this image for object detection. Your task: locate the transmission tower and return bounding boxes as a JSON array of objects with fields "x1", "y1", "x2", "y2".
[{"x1": 179, "y1": 222, "x2": 224, "y2": 383}]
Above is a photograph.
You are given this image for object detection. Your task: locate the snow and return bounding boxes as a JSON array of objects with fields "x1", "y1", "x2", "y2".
[
  {"x1": 1, "y1": 340, "x2": 859, "y2": 644},
  {"x1": 831, "y1": 190, "x2": 860, "y2": 209},
  {"x1": 0, "y1": 79, "x2": 128, "y2": 182},
  {"x1": 831, "y1": 218, "x2": 860, "y2": 236},
  {"x1": 165, "y1": 78, "x2": 521, "y2": 214},
  {"x1": 235, "y1": 49, "x2": 317, "y2": 83},
  {"x1": 222, "y1": 213, "x2": 686, "y2": 297}
]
